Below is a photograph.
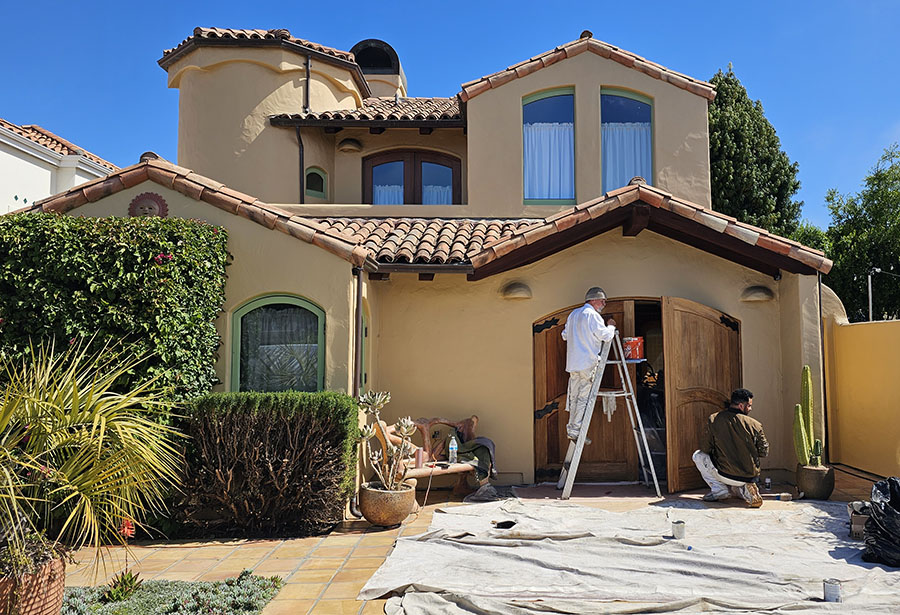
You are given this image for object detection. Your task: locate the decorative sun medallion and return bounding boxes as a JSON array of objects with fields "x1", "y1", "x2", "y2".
[{"x1": 128, "y1": 192, "x2": 168, "y2": 217}]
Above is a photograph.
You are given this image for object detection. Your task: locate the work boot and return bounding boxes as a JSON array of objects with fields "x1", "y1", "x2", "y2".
[
  {"x1": 702, "y1": 490, "x2": 729, "y2": 502},
  {"x1": 740, "y1": 483, "x2": 763, "y2": 508},
  {"x1": 567, "y1": 433, "x2": 591, "y2": 445}
]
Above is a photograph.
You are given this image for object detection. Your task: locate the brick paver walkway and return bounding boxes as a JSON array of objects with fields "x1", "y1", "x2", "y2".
[{"x1": 67, "y1": 467, "x2": 877, "y2": 614}]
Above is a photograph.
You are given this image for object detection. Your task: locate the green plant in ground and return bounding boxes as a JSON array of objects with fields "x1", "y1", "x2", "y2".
[
  {"x1": 0, "y1": 339, "x2": 183, "y2": 581},
  {"x1": 102, "y1": 570, "x2": 143, "y2": 602},
  {"x1": 359, "y1": 391, "x2": 416, "y2": 491},
  {"x1": 793, "y1": 365, "x2": 823, "y2": 467},
  {"x1": 172, "y1": 391, "x2": 358, "y2": 536},
  {"x1": 62, "y1": 570, "x2": 282, "y2": 615}
]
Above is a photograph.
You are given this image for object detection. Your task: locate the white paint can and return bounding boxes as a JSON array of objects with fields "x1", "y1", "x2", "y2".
[
  {"x1": 672, "y1": 520, "x2": 685, "y2": 539},
  {"x1": 823, "y1": 578, "x2": 843, "y2": 603}
]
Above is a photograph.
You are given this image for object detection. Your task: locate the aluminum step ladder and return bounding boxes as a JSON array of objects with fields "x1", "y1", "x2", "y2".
[{"x1": 557, "y1": 331, "x2": 663, "y2": 500}]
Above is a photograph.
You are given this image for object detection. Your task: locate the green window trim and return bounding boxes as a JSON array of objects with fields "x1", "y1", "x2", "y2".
[
  {"x1": 305, "y1": 167, "x2": 327, "y2": 199},
  {"x1": 231, "y1": 294, "x2": 326, "y2": 392},
  {"x1": 522, "y1": 86, "x2": 577, "y2": 205},
  {"x1": 600, "y1": 87, "x2": 653, "y2": 106}
]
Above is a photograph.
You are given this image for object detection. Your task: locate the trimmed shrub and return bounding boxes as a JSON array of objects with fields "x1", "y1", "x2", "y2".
[
  {"x1": 173, "y1": 391, "x2": 359, "y2": 536},
  {"x1": 0, "y1": 214, "x2": 228, "y2": 402}
]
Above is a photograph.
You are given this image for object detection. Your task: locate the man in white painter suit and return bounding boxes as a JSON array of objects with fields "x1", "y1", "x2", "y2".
[{"x1": 561, "y1": 287, "x2": 617, "y2": 442}]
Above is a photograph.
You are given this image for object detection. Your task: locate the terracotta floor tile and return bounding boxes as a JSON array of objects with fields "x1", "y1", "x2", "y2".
[
  {"x1": 218, "y1": 555, "x2": 267, "y2": 567},
  {"x1": 311, "y1": 546, "x2": 353, "y2": 558},
  {"x1": 198, "y1": 569, "x2": 251, "y2": 582},
  {"x1": 140, "y1": 550, "x2": 191, "y2": 561},
  {"x1": 276, "y1": 582, "x2": 327, "y2": 599},
  {"x1": 262, "y1": 599, "x2": 315, "y2": 615},
  {"x1": 286, "y1": 569, "x2": 336, "y2": 584},
  {"x1": 131, "y1": 559, "x2": 178, "y2": 572},
  {"x1": 271, "y1": 546, "x2": 314, "y2": 558},
  {"x1": 189, "y1": 546, "x2": 243, "y2": 558},
  {"x1": 332, "y1": 568, "x2": 377, "y2": 583},
  {"x1": 150, "y1": 570, "x2": 202, "y2": 581},
  {"x1": 342, "y1": 557, "x2": 384, "y2": 570},
  {"x1": 321, "y1": 580, "x2": 366, "y2": 600},
  {"x1": 351, "y1": 545, "x2": 392, "y2": 558},
  {"x1": 164, "y1": 560, "x2": 218, "y2": 574},
  {"x1": 320, "y1": 535, "x2": 361, "y2": 546},
  {"x1": 367, "y1": 527, "x2": 401, "y2": 537},
  {"x1": 308, "y1": 599, "x2": 363, "y2": 614},
  {"x1": 253, "y1": 560, "x2": 301, "y2": 575},
  {"x1": 361, "y1": 600, "x2": 387, "y2": 614},
  {"x1": 299, "y1": 558, "x2": 345, "y2": 571},
  {"x1": 231, "y1": 546, "x2": 279, "y2": 558},
  {"x1": 357, "y1": 536, "x2": 396, "y2": 547}
]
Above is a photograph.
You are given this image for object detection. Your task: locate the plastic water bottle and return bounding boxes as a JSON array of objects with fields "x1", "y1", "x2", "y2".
[{"x1": 448, "y1": 435, "x2": 458, "y2": 464}]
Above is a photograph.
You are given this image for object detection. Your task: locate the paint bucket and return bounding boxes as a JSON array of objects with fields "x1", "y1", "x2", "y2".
[
  {"x1": 823, "y1": 578, "x2": 843, "y2": 602},
  {"x1": 672, "y1": 520, "x2": 685, "y2": 539},
  {"x1": 623, "y1": 337, "x2": 644, "y2": 360}
]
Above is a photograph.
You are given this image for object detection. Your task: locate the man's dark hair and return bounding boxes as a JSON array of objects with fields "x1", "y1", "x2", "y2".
[{"x1": 730, "y1": 388, "x2": 754, "y2": 405}]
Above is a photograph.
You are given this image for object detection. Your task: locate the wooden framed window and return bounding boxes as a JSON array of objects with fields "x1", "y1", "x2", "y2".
[
  {"x1": 601, "y1": 88, "x2": 653, "y2": 192},
  {"x1": 523, "y1": 87, "x2": 576, "y2": 204},
  {"x1": 363, "y1": 150, "x2": 461, "y2": 204},
  {"x1": 231, "y1": 295, "x2": 326, "y2": 392}
]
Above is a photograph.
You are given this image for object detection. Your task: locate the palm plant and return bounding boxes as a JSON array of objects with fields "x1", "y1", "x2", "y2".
[{"x1": 0, "y1": 340, "x2": 183, "y2": 579}]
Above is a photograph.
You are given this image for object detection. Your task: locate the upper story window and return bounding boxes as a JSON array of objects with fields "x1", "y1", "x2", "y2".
[
  {"x1": 601, "y1": 90, "x2": 652, "y2": 193},
  {"x1": 523, "y1": 88, "x2": 575, "y2": 204},
  {"x1": 305, "y1": 167, "x2": 327, "y2": 199},
  {"x1": 363, "y1": 150, "x2": 461, "y2": 205}
]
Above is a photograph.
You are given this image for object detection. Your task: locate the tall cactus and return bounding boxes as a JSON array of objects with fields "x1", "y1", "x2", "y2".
[{"x1": 793, "y1": 365, "x2": 822, "y2": 466}]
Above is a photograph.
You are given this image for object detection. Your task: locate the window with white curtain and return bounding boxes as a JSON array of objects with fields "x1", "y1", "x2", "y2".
[
  {"x1": 601, "y1": 92, "x2": 652, "y2": 193},
  {"x1": 233, "y1": 296, "x2": 325, "y2": 392},
  {"x1": 523, "y1": 91, "x2": 575, "y2": 202},
  {"x1": 364, "y1": 151, "x2": 461, "y2": 204}
]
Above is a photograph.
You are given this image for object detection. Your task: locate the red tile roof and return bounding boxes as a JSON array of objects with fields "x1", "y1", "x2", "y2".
[
  {"x1": 273, "y1": 97, "x2": 462, "y2": 126},
  {"x1": 459, "y1": 37, "x2": 716, "y2": 103},
  {"x1": 0, "y1": 118, "x2": 117, "y2": 171},
  {"x1": 161, "y1": 27, "x2": 354, "y2": 65}
]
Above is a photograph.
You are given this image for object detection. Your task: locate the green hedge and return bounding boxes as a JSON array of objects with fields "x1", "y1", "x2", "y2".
[
  {"x1": 173, "y1": 391, "x2": 359, "y2": 536},
  {"x1": 0, "y1": 214, "x2": 229, "y2": 401}
]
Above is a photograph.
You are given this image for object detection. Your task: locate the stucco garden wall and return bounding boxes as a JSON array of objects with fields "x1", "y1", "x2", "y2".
[
  {"x1": 466, "y1": 51, "x2": 712, "y2": 218},
  {"x1": 369, "y1": 230, "x2": 822, "y2": 485},
  {"x1": 63, "y1": 185, "x2": 358, "y2": 394}
]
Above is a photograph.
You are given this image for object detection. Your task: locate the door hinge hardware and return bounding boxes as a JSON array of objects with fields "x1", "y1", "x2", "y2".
[
  {"x1": 719, "y1": 315, "x2": 739, "y2": 332},
  {"x1": 533, "y1": 317, "x2": 559, "y2": 334},
  {"x1": 534, "y1": 401, "x2": 559, "y2": 419}
]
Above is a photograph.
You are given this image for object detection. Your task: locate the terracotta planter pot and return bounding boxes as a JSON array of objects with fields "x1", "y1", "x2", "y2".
[
  {"x1": 358, "y1": 481, "x2": 416, "y2": 527},
  {"x1": 796, "y1": 464, "x2": 835, "y2": 500},
  {"x1": 0, "y1": 558, "x2": 65, "y2": 615}
]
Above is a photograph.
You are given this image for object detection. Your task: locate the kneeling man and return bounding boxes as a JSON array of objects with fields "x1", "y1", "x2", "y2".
[{"x1": 693, "y1": 388, "x2": 768, "y2": 508}]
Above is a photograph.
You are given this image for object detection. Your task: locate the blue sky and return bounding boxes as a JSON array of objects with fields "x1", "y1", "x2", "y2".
[{"x1": 3, "y1": 1, "x2": 898, "y2": 228}]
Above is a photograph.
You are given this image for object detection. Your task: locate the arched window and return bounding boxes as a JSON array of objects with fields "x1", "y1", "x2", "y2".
[
  {"x1": 232, "y1": 295, "x2": 325, "y2": 392},
  {"x1": 363, "y1": 150, "x2": 461, "y2": 204},
  {"x1": 306, "y1": 167, "x2": 327, "y2": 199},
  {"x1": 601, "y1": 89, "x2": 653, "y2": 192},
  {"x1": 522, "y1": 88, "x2": 575, "y2": 204}
]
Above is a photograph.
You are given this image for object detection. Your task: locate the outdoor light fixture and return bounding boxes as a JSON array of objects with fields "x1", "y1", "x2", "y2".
[
  {"x1": 501, "y1": 281, "x2": 532, "y2": 300},
  {"x1": 867, "y1": 267, "x2": 900, "y2": 321},
  {"x1": 740, "y1": 285, "x2": 775, "y2": 302}
]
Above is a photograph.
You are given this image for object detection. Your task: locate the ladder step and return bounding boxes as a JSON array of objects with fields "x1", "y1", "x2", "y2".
[{"x1": 597, "y1": 391, "x2": 629, "y2": 398}]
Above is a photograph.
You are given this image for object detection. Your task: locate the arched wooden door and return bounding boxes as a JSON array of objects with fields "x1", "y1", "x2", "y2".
[
  {"x1": 663, "y1": 297, "x2": 742, "y2": 492},
  {"x1": 533, "y1": 300, "x2": 638, "y2": 482}
]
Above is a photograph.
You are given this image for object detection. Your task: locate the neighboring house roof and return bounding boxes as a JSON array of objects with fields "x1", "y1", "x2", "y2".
[
  {"x1": 23, "y1": 157, "x2": 830, "y2": 278},
  {"x1": 159, "y1": 27, "x2": 371, "y2": 98},
  {"x1": 271, "y1": 97, "x2": 464, "y2": 129},
  {"x1": 0, "y1": 118, "x2": 118, "y2": 171},
  {"x1": 459, "y1": 36, "x2": 716, "y2": 103}
]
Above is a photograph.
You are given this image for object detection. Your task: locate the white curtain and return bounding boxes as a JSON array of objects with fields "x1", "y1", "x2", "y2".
[
  {"x1": 422, "y1": 185, "x2": 452, "y2": 205},
  {"x1": 602, "y1": 122, "x2": 652, "y2": 192},
  {"x1": 523, "y1": 122, "x2": 575, "y2": 200},
  {"x1": 373, "y1": 185, "x2": 404, "y2": 205},
  {"x1": 240, "y1": 305, "x2": 319, "y2": 392}
]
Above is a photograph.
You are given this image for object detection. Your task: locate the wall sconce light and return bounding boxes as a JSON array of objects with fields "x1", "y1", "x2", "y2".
[{"x1": 501, "y1": 281, "x2": 532, "y2": 300}]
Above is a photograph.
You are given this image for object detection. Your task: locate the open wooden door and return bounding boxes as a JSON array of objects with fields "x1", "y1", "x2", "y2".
[
  {"x1": 662, "y1": 297, "x2": 742, "y2": 492},
  {"x1": 533, "y1": 301, "x2": 638, "y2": 482}
]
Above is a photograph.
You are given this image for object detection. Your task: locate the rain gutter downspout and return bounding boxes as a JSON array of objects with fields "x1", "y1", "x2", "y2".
[
  {"x1": 295, "y1": 126, "x2": 304, "y2": 204},
  {"x1": 352, "y1": 267, "x2": 364, "y2": 398}
]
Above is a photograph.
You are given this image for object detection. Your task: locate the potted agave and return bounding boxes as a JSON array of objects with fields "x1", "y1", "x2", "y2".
[
  {"x1": 357, "y1": 392, "x2": 417, "y2": 527},
  {"x1": 0, "y1": 341, "x2": 182, "y2": 614},
  {"x1": 793, "y1": 365, "x2": 835, "y2": 500}
]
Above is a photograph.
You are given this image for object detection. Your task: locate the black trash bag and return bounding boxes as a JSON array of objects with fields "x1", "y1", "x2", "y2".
[{"x1": 862, "y1": 477, "x2": 900, "y2": 567}]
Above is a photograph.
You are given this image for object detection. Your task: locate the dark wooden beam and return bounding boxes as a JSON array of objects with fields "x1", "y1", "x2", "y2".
[
  {"x1": 368, "y1": 272, "x2": 390, "y2": 281},
  {"x1": 418, "y1": 273, "x2": 435, "y2": 281},
  {"x1": 324, "y1": 126, "x2": 343, "y2": 134},
  {"x1": 369, "y1": 127, "x2": 386, "y2": 134},
  {"x1": 623, "y1": 204, "x2": 650, "y2": 237},
  {"x1": 419, "y1": 127, "x2": 433, "y2": 135},
  {"x1": 376, "y1": 263, "x2": 473, "y2": 274}
]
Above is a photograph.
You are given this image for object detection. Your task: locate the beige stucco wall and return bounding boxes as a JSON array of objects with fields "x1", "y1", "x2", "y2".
[
  {"x1": 61, "y1": 185, "x2": 358, "y2": 394},
  {"x1": 1, "y1": 144, "x2": 54, "y2": 212},
  {"x1": 466, "y1": 51, "x2": 711, "y2": 217},
  {"x1": 167, "y1": 47, "x2": 364, "y2": 203},
  {"x1": 367, "y1": 230, "x2": 818, "y2": 484}
]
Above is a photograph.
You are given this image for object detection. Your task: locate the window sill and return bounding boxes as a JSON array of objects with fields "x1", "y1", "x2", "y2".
[{"x1": 524, "y1": 199, "x2": 577, "y2": 206}]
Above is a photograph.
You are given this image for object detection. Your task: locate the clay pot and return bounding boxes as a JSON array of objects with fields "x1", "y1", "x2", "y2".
[
  {"x1": 358, "y1": 481, "x2": 416, "y2": 527},
  {"x1": 0, "y1": 558, "x2": 65, "y2": 615},
  {"x1": 796, "y1": 464, "x2": 835, "y2": 500}
]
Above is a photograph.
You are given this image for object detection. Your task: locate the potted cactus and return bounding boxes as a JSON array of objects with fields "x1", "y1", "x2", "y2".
[{"x1": 793, "y1": 365, "x2": 835, "y2": 500}]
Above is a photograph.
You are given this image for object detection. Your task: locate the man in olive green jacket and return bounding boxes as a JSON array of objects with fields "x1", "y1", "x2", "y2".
[{"x1": 692, "y1": 388, "x2": 768, "y2": 508}]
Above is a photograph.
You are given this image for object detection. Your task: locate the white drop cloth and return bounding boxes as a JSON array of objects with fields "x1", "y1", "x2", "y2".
[{"x1": 360, "y1": 498, "x2": 900, "y2": 614}]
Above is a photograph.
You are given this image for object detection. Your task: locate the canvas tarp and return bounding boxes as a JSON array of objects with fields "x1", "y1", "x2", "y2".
[{"x1": 360, "y1": 498, "x2": 900, "y2": 614}]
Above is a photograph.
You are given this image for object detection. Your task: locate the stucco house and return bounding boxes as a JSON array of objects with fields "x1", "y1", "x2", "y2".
[
  {"x1": 21, "y1": 27, "x2": 835, "y2": 491},
  {"x1": 1, "y1": 117, "x2": 117, "y2": 214}
]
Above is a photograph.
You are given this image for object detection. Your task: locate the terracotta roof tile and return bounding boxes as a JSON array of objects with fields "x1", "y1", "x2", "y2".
[
  {"x1": 459, "y1": 38, "x2": 716, "y2": 103},
  {"x1": 161, "y1": 27, "x2": 354, "y2": 64},
  {"x1": 0, "y1": 118, "x2": 118, "y2": 171},
  {"x1": 272, "y1": 97, "x2": 462, "y2": 125}
]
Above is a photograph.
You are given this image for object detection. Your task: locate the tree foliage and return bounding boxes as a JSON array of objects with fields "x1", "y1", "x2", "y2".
[
  {"x1": 826, "y1": 144, "x2": 900, "y2": 322},
  {"x1": 709, "y1": 67, "x2": 802, "y2": 237}
]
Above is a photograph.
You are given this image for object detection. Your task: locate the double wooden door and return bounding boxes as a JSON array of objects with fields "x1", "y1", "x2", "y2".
[{"x1": 532, "y1": 297, "x2": 742, "y2": 492}]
